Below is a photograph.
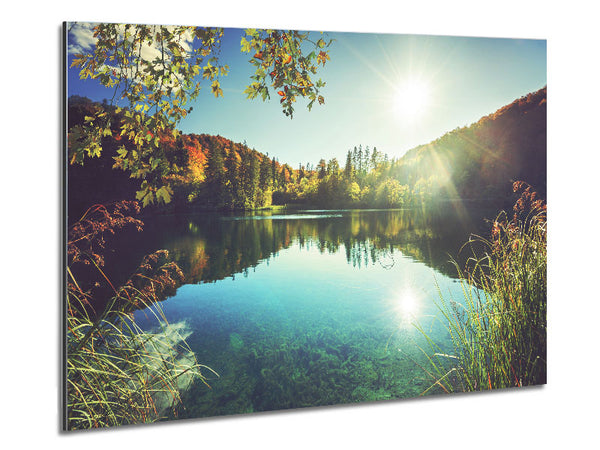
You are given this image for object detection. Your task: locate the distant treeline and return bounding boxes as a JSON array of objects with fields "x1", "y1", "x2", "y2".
[{"x1": 67, "y1": 87, "x2": 546, "y2": 220}]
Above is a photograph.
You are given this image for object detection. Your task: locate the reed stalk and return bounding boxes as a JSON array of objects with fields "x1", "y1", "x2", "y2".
[
  {"x1": 65, "y1": 202, "x2": 216, "y2": 430},
  {"x1": 418, "y1": 182, "x2": 546, "y2": 393}
]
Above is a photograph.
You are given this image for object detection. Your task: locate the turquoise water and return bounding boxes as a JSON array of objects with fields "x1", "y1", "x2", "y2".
[{"x1": 132, "y1": 207, "x2": 491, "y2": 418}]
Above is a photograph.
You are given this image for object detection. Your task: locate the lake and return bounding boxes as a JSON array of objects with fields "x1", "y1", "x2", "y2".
[{"x1": 130, "y1": 205, "x2": 494, "y2": 418}]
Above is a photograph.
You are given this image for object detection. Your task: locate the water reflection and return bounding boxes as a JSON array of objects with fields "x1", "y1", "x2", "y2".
[
  {"x1": 126, "y1": 206, "x2": 493, "y2": 287},
  {"x1": 87, "y1": 205, "x2": 493, "y2": 316}
]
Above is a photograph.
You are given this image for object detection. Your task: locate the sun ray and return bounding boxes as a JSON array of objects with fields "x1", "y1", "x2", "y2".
[{"x1": 428, "y1": 147, "x2": 470, "y2": 226}]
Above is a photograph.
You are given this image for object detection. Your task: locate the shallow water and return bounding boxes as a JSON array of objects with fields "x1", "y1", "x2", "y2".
[{"x1": 132, "y1": 207, "x2": 492, "y2": 418}]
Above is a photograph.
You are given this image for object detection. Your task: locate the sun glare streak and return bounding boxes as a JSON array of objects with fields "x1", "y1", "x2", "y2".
[
  {"x1": 429, "y1": 148, "x2": 470, "y2": 225},
  {"x1": 337, "y1": 35, "x2": 398, "y2": 91}
]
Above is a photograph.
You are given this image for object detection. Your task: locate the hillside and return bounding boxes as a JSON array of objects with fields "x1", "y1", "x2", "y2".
[{"x1": 392, "y1": 86, "x2": 546, "y2": 202}]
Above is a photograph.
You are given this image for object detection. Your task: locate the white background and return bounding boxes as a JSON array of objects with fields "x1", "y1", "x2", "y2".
[{"x1": 1, "y1": 1, "x2": 597, "y2": 448}]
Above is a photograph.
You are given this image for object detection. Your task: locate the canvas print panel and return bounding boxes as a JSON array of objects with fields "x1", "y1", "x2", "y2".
[{"x1": 64, "y1": 21, "x2": 547, "y2": 430}]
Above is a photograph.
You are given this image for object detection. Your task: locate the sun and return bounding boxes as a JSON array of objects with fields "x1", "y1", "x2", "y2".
[{"x1": 392, "y1": 79, "x2": 431, "y2": 122}]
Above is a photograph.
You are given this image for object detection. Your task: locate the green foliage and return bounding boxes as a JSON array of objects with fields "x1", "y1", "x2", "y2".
[
  {"x1": 346, "y1": 181, "x2": 361, "y2": 203},
  {"x1": 69, "y1": 23, "x2": 332, "y2": 206},
  {"x1": 268, "y1": 87, "x2": 545, "y2": 210},
  {"x1": 70, "y1": 24, "x2": 228, "y2": 205},
  {"x1": 241, "y1": 29, "x2": 332, "y2": 117},
  {"x1": 375, "y1": 178, "x2": 408, "y2": 208}
]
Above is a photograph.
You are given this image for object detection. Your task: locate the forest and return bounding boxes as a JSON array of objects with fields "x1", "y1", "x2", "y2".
[{"x1": 68, "y1": 86, "x2": 546, "y2": 221}]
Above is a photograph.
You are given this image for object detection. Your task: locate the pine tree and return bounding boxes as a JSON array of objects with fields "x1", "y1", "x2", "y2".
[
  {"x1": 318, "y1": 158, "x2": 327, "y2": 179},
  {"x1": 205, "y1": 143, "x2": 225, "y2": 207},
  {"x1": 371, "y1": 146, "x2": 379, "y2": 170},
  {"x1": 271, "y1": 158, "x2": 278, "y2": 190},
  {"x1": 357, "y1": 145, "x2": 363, "y2": 174},
  {"x1": 224, "y1": 147, "x2": 241, "y2": 208},
  {"x1": 344, "y1": 150, "x2": 354, "y2": 180},
  {"x1": 259, "y1": 154, "x2": 272, "y2": 191}
]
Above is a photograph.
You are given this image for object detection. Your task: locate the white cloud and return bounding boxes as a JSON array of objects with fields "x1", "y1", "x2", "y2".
[
  {"x1": 68, "y1": 22, "x2": 201, "y2": 99},
  {"x1": 67, "y1": 22, "x2": 97, "y2": 55},
  {"x1": 68, "y1": 22, "x2": 198, "y2": 64}
]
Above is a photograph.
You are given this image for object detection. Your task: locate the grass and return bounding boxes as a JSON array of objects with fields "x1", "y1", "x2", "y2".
[
  {"x1": 65, "y1": 202, "x2": 216, "y2": 430},
  {"x1": 417, "y1": 182, "x2": 547, "y2": 393}
]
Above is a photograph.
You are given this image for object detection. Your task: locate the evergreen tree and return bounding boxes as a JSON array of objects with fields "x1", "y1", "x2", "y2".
[
  {"x1": 371, "y1": 147, "x2": 379, "y2": 171},
  {"x1": 328, "y1": 157, "x2": 340, "y2": 175},
  {"x1": 344, "y1": 150, "x2": 354, "y2": 180},
  {"x1": 224, "y1": 147, "x2": 241, "y2": 208},
  {"x1": 318, "y1": 158, "x2": 327, "y2": 179},
  {"x1": 298, "y1": 163, "x2": 305, "y2": 182},
  {"x1": 259, "y1": 154, "x2": 272, "y2": 191},
  {"x1": 357, "y1": 145, "x2": 363, "y2": 174},
  {"x1": 271, "y1": 158, "x2": 278, "y2": 190},
  {"x1": 205, "y1": 144, "x2": 226, "y2": 207},
  {"x1": 245, "y1": 152, "x2": 260, "y2": 208}
]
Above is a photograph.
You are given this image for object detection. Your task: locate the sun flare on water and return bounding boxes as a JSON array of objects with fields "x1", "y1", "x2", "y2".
[
  {"x1": 392, "y1": 79, "x2": 431, "y2": 123},
  {"x1": 398, "y1": 291, "x2": 419, "y2": 316},
  {"x1": 391, "y1": 288, "x2": 422, "y2": 327}
]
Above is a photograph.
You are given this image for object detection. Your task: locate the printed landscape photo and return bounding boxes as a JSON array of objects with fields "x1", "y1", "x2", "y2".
[{"x1": 64, "y1": 22, "x2": 546, "y2": 430}]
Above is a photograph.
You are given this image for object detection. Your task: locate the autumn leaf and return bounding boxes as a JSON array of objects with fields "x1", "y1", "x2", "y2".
[
  {"x1": 240, "y1": 36, "x2": 252, "y2": 53},
  {"x1": 317, "y1": 51, "x2": 330, "y2": 66},
  {"x1": 156, "y1": 185, "x2": 173, "y2": 204},
  {"x1": 211, "y1": 80, "x2": 224, "y2": 97}
]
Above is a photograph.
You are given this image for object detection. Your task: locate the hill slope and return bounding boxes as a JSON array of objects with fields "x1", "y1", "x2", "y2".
[{"x1": 392, "y1": 86, "x2": 546, "y2": 202}]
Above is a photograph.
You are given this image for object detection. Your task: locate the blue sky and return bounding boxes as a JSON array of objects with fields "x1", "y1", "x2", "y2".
[{"x1": 67, "y1": 24, "x2": 546, "y2": 167}]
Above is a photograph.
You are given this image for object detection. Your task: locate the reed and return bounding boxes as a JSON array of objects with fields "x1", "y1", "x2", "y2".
[
  {"x1": 418, "y1": 182, "x2": 546, "y2": 393},
  {"x1": 66, "y1": 202, "x2": 216, "y2": 430}
]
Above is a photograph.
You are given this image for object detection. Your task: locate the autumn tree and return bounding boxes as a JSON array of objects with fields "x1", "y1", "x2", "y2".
[{"x1": 68, "y1": 22, "x2": 333, "y2": 206}]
